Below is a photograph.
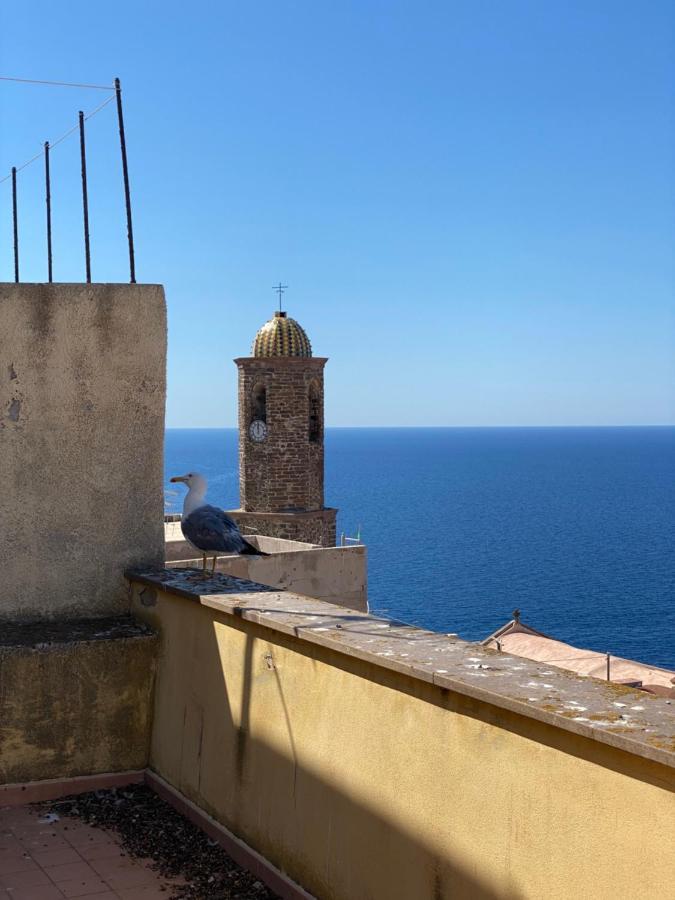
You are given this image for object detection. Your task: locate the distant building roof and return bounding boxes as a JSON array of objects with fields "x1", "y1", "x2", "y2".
[
  {"x1": 252, "y1": 311, "x2": 312, "y2": 358},
  {"x1": 482, "y1": 613, "x2": 675, "y2": 696}
]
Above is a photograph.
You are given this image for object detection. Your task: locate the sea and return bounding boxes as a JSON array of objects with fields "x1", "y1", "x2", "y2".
[{"x1": 165, "y1": 426, "x2": 675, "y2": 671}]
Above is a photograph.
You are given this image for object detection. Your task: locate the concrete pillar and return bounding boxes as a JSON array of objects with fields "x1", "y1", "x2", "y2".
[{"x1": 0, "y1": 283, "x2": 167, "y2": 619}]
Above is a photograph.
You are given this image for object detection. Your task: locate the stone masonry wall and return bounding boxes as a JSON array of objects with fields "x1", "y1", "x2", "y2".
[
  {"x1": 236, "y1": 357, "x2": 327, "y2": 513},
  {"x1": 230, "y1": 508, "x2": 337, "y2": 547}
]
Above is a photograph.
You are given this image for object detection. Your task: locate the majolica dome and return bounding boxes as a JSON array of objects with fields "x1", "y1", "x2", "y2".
[{"x1": 252, "y1": 311, "x2": 312, "y2": 358}]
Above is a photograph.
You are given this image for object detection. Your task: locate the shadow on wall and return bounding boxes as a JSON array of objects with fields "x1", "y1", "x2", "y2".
[
  {"x1": 149, "y1": 606, "x2": 523, "y2": 899},
  {"x1": 141, "y1": 595, "x2": 674, "y2": 900}
]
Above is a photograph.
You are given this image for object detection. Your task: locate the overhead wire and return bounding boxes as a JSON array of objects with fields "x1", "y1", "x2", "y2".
[
  {"x1": 0, "y1": 93, "x2": 116, "y2": 185},
  {"x1": 0, "y1": 75, "x2": 113, "y2": 90}
]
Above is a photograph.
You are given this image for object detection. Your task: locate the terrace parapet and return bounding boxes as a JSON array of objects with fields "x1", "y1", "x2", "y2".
[{"x1": 127, "y1": 567, "x2": 675, "y2": 769}]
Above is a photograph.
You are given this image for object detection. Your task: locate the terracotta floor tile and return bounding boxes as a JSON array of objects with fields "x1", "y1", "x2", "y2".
[
  {"x1": 77, "y1": 841, "x2": 124, "y2": 862},
  {"x1": 18, "y1": 836, "x2": 72, "y2": 852},
  {"x1": 4, "y1": 885, "x2": 65, "y2": 900},
  {"x1": 0, "y1": 866, "x2": 52, "y2": 889},
  {"x1": 0, "y1": 835, "x2": 24, "y2": 854},
  {"x1": 64, "y1": 829, "x2": 115, "y2": 849},
  {"x1": 75, "y1": 894, "x2": 119, "y2": 900},
  {"x1": 9, "y1": 816, "x2": 61, "y2": 831},
  {"x1": 0, "y1": 854, "x2": 37, "y2": 875},
  {"x1": 57, "y1": 876, "x2": 116, "y2": 898},
  {"x1": 88, "y1": 857, "x2": 148, "y2": 878},
  {"x1": 13, "y1": 827, "x2": 65, "y2": 845},
  {"x1": 45, "y1": 860, "x2": 98, "y2": 883},
  {"x1": 33, "y1": 846, "x2": 83, "y2": 868},
  {"x1": 0, "y1": 803, "x2": 203, "y2": 900},
  {"x1": 16, "y1": 827, "x2": 66, "y2": 839},
  {"x1": 100, "y1": 867, "x2": 158, "y2": 891},
  {"x1": 115, "y1": 887, "x2": 177, "y2": 899},
  {"x1": 0, "y1": 810, "x2": 34, "y2": 829},
  {"x1": 0, "y1": 843, "x2": 26, "y2": 859}
]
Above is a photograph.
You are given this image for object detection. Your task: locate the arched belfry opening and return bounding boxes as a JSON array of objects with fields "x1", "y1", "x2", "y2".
[
  {"x1": 308, "y1": 380, "x2": 321, "y2": 443},
  {"x1": 251, "y1": 382, "x2": 267, "y2": 424}
]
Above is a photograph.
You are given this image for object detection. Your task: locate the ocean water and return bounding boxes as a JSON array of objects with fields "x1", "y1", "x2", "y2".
[{"x1": 165, "y1": 427, "x2": 675, "y2": 670}]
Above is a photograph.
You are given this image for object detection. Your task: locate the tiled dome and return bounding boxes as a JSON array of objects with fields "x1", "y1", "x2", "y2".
[{"x1": 252, "y1": 311, "x2": 312, "y2": 358}]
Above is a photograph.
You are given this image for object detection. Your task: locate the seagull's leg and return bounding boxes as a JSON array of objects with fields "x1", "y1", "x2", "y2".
[
  {"x1": 202, "y1": 553, "x2": 207, "y2": 577},
  {"x1": 211, "y1": 555, "x2": 217, "y2": 575}
]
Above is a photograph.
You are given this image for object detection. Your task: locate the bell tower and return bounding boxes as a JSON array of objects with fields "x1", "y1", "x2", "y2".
[{"x1": 230, "y1": 308, "x2": 337, "y2": 547}]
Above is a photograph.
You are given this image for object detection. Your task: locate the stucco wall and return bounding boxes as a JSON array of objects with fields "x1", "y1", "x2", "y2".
[
  {"x1": 0, "y1": 283, "x2": 166, "y2": 618},
  {"x1": 0, "y1": 621, "x2": 157, "y2": 784},
  {"x1": 132, "y1": 584, "x2": 675, "y2": 900}
]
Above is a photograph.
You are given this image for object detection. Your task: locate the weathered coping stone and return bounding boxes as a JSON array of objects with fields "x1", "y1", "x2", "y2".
[
  {"x1": 0, "y1": 615, "x2": 154, "y2": 649},
  {"x1": 127, "y1": 567, "x2": 675, "y2": 769}
]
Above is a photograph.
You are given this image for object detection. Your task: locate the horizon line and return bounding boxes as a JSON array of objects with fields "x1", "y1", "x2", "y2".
[{"x1": 165, "y1": 423, "x2": 675, "y2": 430}]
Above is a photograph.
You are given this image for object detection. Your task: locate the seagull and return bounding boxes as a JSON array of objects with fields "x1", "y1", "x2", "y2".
[{"x1": 169, "y1": 472, "x2": 267, "y2": 576}]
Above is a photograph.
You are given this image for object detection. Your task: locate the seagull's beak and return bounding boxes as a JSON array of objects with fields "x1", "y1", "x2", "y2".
[{"x1": 170, "y1": 475, "x2": 187, "y2": 484}]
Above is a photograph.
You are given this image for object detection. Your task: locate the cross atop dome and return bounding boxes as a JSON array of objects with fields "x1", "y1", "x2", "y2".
[{"x1": 273, "y1": 282, "x2": 288, "y2": 312}]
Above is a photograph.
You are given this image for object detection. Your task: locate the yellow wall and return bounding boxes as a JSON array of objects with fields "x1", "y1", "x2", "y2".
[
  {"x1": 0, "y1": 637, "x2": 156, "y2": 784},
  {"x1": 136, "y1": 588, "x2": 675, "y2": 900}
]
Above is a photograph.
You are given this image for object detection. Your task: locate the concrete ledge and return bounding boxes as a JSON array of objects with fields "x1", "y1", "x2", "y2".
[
  {"x1": 0, "y1": 771, "x2": 145, "y2": 807},
  {"x1": 146, "y1": 770, "x2": 315, "y2": 900},
  {"x1": 165, "y1": 524, "x2": 367, "y2": 611},
  {"x1": 127, "y1": 567, "x2": 675, "y2": 770}
]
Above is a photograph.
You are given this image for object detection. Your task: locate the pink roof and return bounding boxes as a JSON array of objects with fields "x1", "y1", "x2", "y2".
[{"x1": 482, "y1": 619, "x2": 675, "y2": 693}]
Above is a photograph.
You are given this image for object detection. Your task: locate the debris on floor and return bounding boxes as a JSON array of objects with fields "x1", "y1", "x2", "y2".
[{"x1": 41, "y1": 783, "x2": 278, "y2": 900}]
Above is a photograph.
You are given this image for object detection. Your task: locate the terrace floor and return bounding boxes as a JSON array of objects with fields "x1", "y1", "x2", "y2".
[
  {"x1": 0, "y1": 787, "x2": 275, "y2": 900},
  {"x1": 0, "y1": 803, "x2": 182, "y2": 899},
  {"x1": 0, "y1": 805, "x2": 173, "y2": 899}
]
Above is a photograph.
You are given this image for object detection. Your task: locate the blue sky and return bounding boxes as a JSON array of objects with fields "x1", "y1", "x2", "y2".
[{"x1": 1, "y1": 1, "x2": 673, "y2": 426}]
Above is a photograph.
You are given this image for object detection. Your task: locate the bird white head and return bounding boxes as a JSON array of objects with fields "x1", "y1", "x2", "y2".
[{"x1": 169, "y1": 472, "x2": 208, "y2": 516}]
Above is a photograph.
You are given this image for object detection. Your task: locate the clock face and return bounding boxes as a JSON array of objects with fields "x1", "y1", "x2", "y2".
[{"x1": 249, "y1": 419, "x2": 268, "y2": 442}]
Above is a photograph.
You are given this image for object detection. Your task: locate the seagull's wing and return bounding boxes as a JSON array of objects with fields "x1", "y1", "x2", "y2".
[{"x1": 181, "y1": 505, "x2": 248, "y2": 554}]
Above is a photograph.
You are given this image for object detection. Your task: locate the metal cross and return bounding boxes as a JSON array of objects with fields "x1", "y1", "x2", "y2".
[{"x1": 273, "y1": 282, "x2": 288, "y2": 312}]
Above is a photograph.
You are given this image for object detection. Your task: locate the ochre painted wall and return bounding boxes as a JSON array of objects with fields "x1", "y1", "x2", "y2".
[
  {"x1": 0, "y1": 635, "x2": 157, "y2": 784},
  {"x1": 136, "y1": 589, "x2": 675, "y2": 900}
]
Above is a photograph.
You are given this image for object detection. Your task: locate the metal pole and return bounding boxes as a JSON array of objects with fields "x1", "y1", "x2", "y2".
[
  {"x1": 11, "y1": 167, "x2": 18, "y2": 282},
  {"x1": 114, "y1": 78, "x2": 136, "y2": 283},
  {"x1": 45, "y1": 142, "x2": 53, "y2": 283},
  {"x1": 78, "y1": 111, "x2": 91, "y2": 283},
  {"x1": 606, "y1": 652, "x2": 611, "y2": 681}
]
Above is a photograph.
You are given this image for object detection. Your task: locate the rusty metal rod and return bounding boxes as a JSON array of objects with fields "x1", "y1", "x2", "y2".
[
  {"x1": 45, "y1": 141, "x2": 53, "y2": 282},
  {"x1": 78, "y1": 111, "x2": 91, "y2": 283},
  {"x1": 115, "y1": 78, "x2": 136, "y2": 283},
  {"x1": 11, "y1": 167, "x2": 18, "y2": 282}
]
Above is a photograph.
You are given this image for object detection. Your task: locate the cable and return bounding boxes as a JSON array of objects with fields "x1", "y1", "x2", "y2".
[
  {"x1": 0, "y1": 75, "x2": 113, "y2": 90},
  {"x1": 0, "y1": 94, "x2": 116, "y2": 184}
]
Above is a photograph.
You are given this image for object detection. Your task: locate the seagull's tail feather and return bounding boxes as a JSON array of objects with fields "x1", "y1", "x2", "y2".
[{"x1": 240, "y1": 539, "x2": 269, "y2": 556}]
